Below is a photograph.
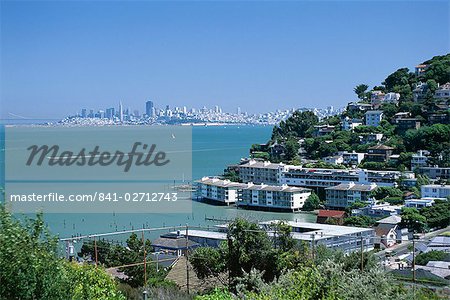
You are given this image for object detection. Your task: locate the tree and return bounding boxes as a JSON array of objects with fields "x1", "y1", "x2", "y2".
[
  {"x1": 67, "y1": 263, "x2": 126, "y2": 300},
  {"x1": 284, "y1": 137, "x2": 300, "y2": 161},
  {"x1": 400, "y1": 207, "x2": 427, "y2": 233},
  {"x1": 271, "y1": 110, "x2": 319, "y2": 140},
  {"x1": 302, "y1": 193, "x2": 320, "y2": 211},
  {"x1": 354, "y1": 84, "x2": 369, "y2": 100},
  {"x1": 190, "y1": 246, "x2": 226, "y2": 280},
  {"x1": 415, "y1": 250, "x2": 449, "y2": 266},
  {"x1": 343, "y1": 216, "x2": 375, "y2": 228},
  {"x1": 0, "y1": 205, "x2": 125, "y2": 300},
  {"x1": 226, "y1": 218, "x2": 278, "y2": 284},
  {"x1": 420, "y1": 199, "x2": 450, "y2": 229},
  {"x1": 370, "y1": 186, "x2": 403, "y2": 200}
]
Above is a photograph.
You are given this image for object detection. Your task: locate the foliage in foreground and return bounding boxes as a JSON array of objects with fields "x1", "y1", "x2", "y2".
[
  {"x1": 0, "y1": 205, "x2": 125, "y2": 300},
  {"x1": 190, "y1": 218, "x2": 445, "y2": 300}
]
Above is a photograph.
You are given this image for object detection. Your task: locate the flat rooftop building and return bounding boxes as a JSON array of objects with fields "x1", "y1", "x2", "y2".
[
  {"x1": 325, "y1": 182, "x2": 378, "y2": 209},
  {"x1": 196, "y1": 177, "x2": 247, "y2": 205},
  {"x1": 238, "y1": 183, "x2": 312, "y2": 212}
]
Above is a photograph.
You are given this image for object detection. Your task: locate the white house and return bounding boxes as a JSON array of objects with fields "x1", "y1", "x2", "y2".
[
  {"x1": 405, "y1": 198, "x2": 435, "y2": 209},
  {"x1": 342, "y1": 117, "x2": 363, "y2": 131},
  {"x1": 365, "y1": 110, "x2": 383, "y2": 127},
  {"x1": 411, "y1": 150, "x2": 430, "y2": 170},
  {"x1": 323, "y1": 155, "x2": 344, "y2": 165},
  {"x1": 435, "y1": 82, "x2": 450, "y2": 99},
  {"x1": 342, "y1": 151, "x2": 365, "y2": 166},
  {"x1": 384, "y1": 92, "x2": 401, "y2": 104}
]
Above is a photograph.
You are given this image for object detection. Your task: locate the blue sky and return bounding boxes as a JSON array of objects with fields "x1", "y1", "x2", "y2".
[{"x1": 1, "y1": 0, "x2": 449, "y2": 119}]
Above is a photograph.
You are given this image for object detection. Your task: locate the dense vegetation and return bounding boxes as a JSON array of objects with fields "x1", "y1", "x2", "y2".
[
  {"x1": 190, "y1": 218, "x2": 444, "y2": 300},
  {"x1": 254, "y1": 54, "x2": 450, "y2": 169},
  {"x1": 0, "y1": 205, "x2": 125, "y2": 300}
]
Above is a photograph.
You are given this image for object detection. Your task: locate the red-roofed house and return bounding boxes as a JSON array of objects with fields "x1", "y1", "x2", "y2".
[{"x1": 316, "y1": 210, "x2": 347, "y2": 225}]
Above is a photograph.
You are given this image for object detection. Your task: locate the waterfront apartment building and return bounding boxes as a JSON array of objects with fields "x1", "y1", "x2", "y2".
[
  {"x1": 325, "y1": 182, "x2": 377, "y2": 208},
  {"x1": 238, "y1": 183, "x2": 312, "y2": 212},
  {"x1": 365, "y1": 110, "x2": 383, "y2": 127},
  {"x1": 237, "y1": 160, "x2": 287, "y2": 185},
  {"x1": 280, "y1": 167, "x2": 399, "y2": 188},
  {"x1": 196, "y1": 177, "x2": 246, "y2": 205},
  {"x1": 421, "y1": 184, "x2": 450, "y2": 199}
]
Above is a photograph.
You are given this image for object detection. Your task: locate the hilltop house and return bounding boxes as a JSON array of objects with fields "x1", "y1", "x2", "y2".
[
  {"x1": 374, "y1": 215, "x2": 409, "y2": 248},
  {"x1": 365, "y1": 110, "x2": 383, "y2": 127},
  {"x1": 365, "y1": 144, "x2": 394, "y2": 162},
  {"x1": 435, "y1": 82, "x2": 450, "y2": 99}
]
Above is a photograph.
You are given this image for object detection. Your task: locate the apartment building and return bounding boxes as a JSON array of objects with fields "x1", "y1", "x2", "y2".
[
  {"x1": 421, "y1": 184, "x2": 450, "y2": 199},
  {"x1": 325, "y1": 182, "x2": 378, "y2": 208},
  {"x1": 365, "y1": 110, "x2": 384, "y2": 127},
  {"x1": 238, "y1": 183, "x2": 312, "y2": 212},
  {"x1": 418, "y1": 166, "x2": 450, "y2": 180},
  {"x1": 280, "y1": 167, "x2": 399, "y2": 188},
  {"x1": 196, "y1": 177, "x2": 246, "y2": 205},
  {"x1": 237, "y1": 159, "x2": 287, "y2": 185}
]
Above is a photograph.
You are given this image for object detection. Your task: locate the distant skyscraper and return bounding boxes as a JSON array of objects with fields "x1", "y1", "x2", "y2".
[
  {"x1": 119, "y1": 101, "x2": 123, "y2": 122},
  {"x1": 81, "y1": 108, "x2": 87, "y2": 118},
  {"x1": 237, "y1": 107, "x2": 241, "y2": 115},
  {"x1": 146, "y1": 100, "x2": 154, "y2": 117},
  {"x1": 106, "y1": 108, "x2": 115, "y2": 119}
]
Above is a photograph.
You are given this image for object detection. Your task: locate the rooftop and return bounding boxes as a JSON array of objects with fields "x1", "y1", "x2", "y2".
[
  {"x1": 325, "y1": 182, "x2": 377, "y2": 192},
  {"x1": 239, "y1": 160, "x2": 285, "y2": 170},
  {"x1": 260, "y1": 220, "x2": 374, "y2": 241},
  {"x1": 376, "y1": 215, "x2": 402, "y2": 225},
  {"x1": 196, "y1": 177, "x2": 247, "y2": 188}
]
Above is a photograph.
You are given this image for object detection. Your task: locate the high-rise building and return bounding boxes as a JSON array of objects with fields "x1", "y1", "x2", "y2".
[
  {"x1": 237, "y1": 107, "x2": 241, "y2": 115},
  {"x1": 146, "y1": 100, "x2": 154, "y2": 117},
  {"x1": 81, "y1": 109, "x2": 87, "y2": 118},
  {"x1": 106, "y1": 108, "x2": 115, "y2": 119},
  {"x1": 119, "y1": 101, "x2": 123, "y2": 122}
]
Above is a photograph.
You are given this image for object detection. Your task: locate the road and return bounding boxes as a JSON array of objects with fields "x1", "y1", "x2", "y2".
[{"x1": 375, "y1": 226, "x2": 450, "y2": 259}]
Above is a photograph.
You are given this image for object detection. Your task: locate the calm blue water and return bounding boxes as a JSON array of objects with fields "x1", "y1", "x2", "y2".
[{"x1": 2, "y1": 125, "x2": 316, "y2": 244}]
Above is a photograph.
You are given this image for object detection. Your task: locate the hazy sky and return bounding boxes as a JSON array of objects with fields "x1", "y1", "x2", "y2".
[{"x1": 1, "y1": 0, "x2": 449, "y2": 119}]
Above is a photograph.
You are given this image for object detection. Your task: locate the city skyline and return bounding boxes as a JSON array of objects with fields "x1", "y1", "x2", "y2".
[{"x1": 1, "y1": 1, "x2": 449, "y2": 119}]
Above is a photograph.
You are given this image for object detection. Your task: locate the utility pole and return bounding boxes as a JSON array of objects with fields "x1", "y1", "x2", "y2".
[
  {"x1": 94, "y1": 237, "x2": 98, "y2": 268},
  {"x1": 185, "y1": 224, "x2": 190, "y2": 294},
  {"x1": 360, "y1": 236, "x2": 364, "y2": 272},
  {"x1": 311, "y1": 234, "x2": 315, "y2": 262},
  {"x1": 412, "y1": 238, "x2": 416, "y2": 298},
  {"x1": 142, "y1": 230, "x2": 147, "y2": 287}
]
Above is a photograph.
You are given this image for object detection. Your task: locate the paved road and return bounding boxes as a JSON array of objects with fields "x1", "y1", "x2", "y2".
[{"x1": 375, "y1": 226, "x2": 450, "y2": 259}]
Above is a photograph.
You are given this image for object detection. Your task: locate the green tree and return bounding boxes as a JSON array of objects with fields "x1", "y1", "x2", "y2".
[
  {"x1": 343, "y1": 216, "x2": 375, "y2": 228},
  {"x1": 302, "y1": 193, "x2": 321, "y2": 211},
  {"x1": 369, "y1": 186, "x2": 403, "y2": 200},
  {"x1": 420, "y1": 199, "x2": 450, "y2": 229},
  {"x1": 271, "y1": 110, "x2": 319, "y2": 140},
  {"x1": 190, "y1": 246, "x2": 226, "y2": 280},
  {"x1": 415, "y1": 250, "x2": 449, "y2": 266},
  {"x1": 354, "y1": 84, "x2": 369, "y2": 100},
  {"x1": 0, "y1": 205, "x2": 125, "y2": 300},
  {"x1": 400, "y1": 207, "x2": 427, "y2": 233}
]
